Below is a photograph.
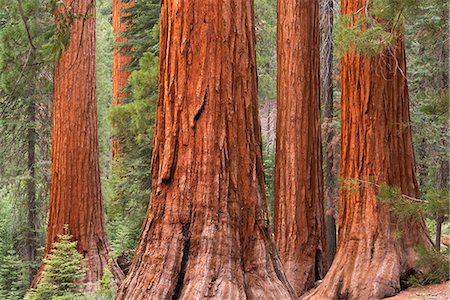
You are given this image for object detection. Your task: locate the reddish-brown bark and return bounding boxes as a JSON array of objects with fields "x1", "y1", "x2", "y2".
[
  {"x1": 274, "y1": 0, "x2": 327, "y2": 295},
  {"x1": 305, "y1": 2, "x2": 433, "y2": 299},
  {"x1": 112, "y1": 0, "x2": 133, "y2": 158},
  {"x1": 116, "y1": 1, "x2": 296, "y2": 299},
  {"x1": 31, "y1": 0, "x2": 123, "y2": 291}
]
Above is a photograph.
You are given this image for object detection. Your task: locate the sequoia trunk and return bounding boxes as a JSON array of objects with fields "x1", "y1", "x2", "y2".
[
  {"x1": 305, "y1": 2, "x2": 433, "y2": 299},
  {"x1": 116, "y1": 1, "x2": 296, "y2": 299},
  {"x1": 112, "y1": 0, "x2": 133, "y2": 158},
  {"x1": 32, "y1": 0, "x2": 123, "y2": 291},
  {"x1": 274, "y1": 0, "x2": 327, "y2": 295}
]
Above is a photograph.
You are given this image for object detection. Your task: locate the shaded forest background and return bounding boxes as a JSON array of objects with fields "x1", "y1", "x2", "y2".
[{"x1": 0, "y1": 0, "x2": 448, "y2": 298}]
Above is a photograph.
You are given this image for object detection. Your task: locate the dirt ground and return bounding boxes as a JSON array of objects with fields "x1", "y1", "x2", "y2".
[{"x1": 385, "y1": 281, "x2": 450, "y2": 300}]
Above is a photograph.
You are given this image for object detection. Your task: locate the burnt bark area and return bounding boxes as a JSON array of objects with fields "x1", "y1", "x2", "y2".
[
  {"x1": 116, "y1": 1, "x2": 296, "y2": 299},
  {"x1": 31, "y1": 0, "x2": 123, "y2": 291},
  {"x1": 305, "y1": 7, "x2": 433, "y2": 298},
  {"x1": 274, "y1": 0, "x2": 327, "y2": 295},
  {"x1": 320, "y1": 0, "x2": 338, "y2": 267}
]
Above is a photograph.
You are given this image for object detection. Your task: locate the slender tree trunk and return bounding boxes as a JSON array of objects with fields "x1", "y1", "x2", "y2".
[
  {"x1": 435, "y1": 142, "x2": 448, "y2": 251},
  {"x1": 32, "y1": 0, "x2": 123, "y2": 290},
  {"x1": 320, "y1": 0, "x2": 337, "y2": 267},
  {"x1": 435, "y1": 217, "x2": 444, "y2": 251},
  {"x1": 433, "y1": 14, "x2": 448, "y2": 251},
  {"x1": 417, "y1": 138, "x2": 428, "y2": 192},
  {"x1": 25, "y1": 98, "x2": 37, "y2": 283},
  {"x1": 305, "y1": 3, "x2": 433, "y2": 299},
  {"x1": 274, "y1": 0, "x2": 327, "y2": 295},
  {"x1": 112, "y1": 0, "x2": 133, "y2": 158},
  {"x1": 116, "y1": 1, "x2": 296, "y2": 299}
]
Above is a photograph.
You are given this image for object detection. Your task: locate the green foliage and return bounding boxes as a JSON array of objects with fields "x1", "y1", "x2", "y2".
[
  {"x1": 262, "y1": 141, "x2": 275, "y2": 224},
  {"x1": 103, "y1": 0, "x2": 161, "y2": 257},
  {"x1": 0, "y1": 249, "x2": 28, "y2": 300},
  {"x1": 377, "y1": 184, "x2": 449, "y2": 221},
  {"x1": 424, "y1": 189, "x2": 449, "y2": 220},
  {"x1": 377, "y1": 184, "x2": 422, "y2": 220},
  {"x1": 333, "y1": 0, "x2": 445, "y2": 56},
  {"x1": 255, "y1": 0, "x2": 277, "y2": 102},
  {"x1": 96, "y1": 0, "x2": 114, "y2": 175},
  {"x1": 0, "y1": 186, "x2": 34, "y2": 299},
  {"x1": 0, "y1": 1, "x2": 54, "y2": 293},
  {"x1": 121, "y1": 0, "x2": 160, "y2": 71},
  {"x1": 334, "y1": 14, "x2": 395, "y2": 57},
  {"x1": 26, "y1": 225, "x2": 87, "y2": 300},
  {"x1": 96, "y1": 265, "x2": 116, "y2": 300},
  {"x1": 404, "y1": 245, "x2": 449, "y2": 286},
  {"x1": 42, "y1": 0, "x2": 96, "y2": 60},
  {"x1": 106, "y1": 52, "x2": 158, "y2": 255}
]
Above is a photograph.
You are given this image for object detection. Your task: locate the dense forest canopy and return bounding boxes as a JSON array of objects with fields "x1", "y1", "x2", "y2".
[{"x1": 0, "y1": 0, "x2": 448, "y2": 299}]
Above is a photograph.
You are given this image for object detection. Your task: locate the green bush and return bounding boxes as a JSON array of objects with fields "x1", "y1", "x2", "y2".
[
  {"x1": 404, "y1": 245, "x2": 450, "y2": 286},
  {"x1": 25, "y1": 225, "x2": 87, "y2": 300}
]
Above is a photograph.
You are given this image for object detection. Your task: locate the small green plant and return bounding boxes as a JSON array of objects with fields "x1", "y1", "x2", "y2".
[
  {"x1": 96, "y1": 263, "x2": 116, "y2": 300},
  {"x1": 404, "y1": 245, "x2": 449, "y2": 286},
  {"x1": 25, "y1": 225, "x2": 87, "y2": 300},
  {"x1": 0, "y1": 249, "x2": 28, "y2": 300}
]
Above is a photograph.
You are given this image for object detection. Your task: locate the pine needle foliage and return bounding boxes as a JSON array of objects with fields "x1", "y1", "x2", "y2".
[
  {"x1": 377, "y1": 184, "x2": 449, "y2": 223},
  {"x1": 95, "y1": 264, "x2": 116, "y2": 300},
  {"x1": 333, "y1": 0, "x2": 435, "y2": 57},
  {"x1": 404, "y1": 245, "x2": 449, "y2": 286},
  {"x1": 26, "y1": 225, "x2": 87, "y2": 300}
]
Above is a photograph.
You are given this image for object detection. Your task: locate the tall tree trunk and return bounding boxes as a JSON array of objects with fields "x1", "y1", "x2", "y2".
[
  {"x1": 32, "y1": 0, "x2": 123, "y2": 291},
  {"x1": 116, "y1": 1, "x2": 296, "y2": 299},
  {"x1": 274, "y1": 0, "x2": 327, "y2": 295},
  {"x1": 25, "y1": 98, "x2": 37, "y2": 283},
  {"x1": 305, "y1": 4, "x2": 433, "y2": 299},
  {"x1": 435, "y1": 139, "x2": 448, "y2": 251},
  {"x1": 112, "y1": 0, "x2": 133, "y2": 158},
  {"x1": 320, "y1": 0, "x2": 337, "y2": 267},
  {"x1": 417, "y1": 138, "x2": 428, "y2": 192},
  {"x1": 434, "y1": 14, "x2": 449, "y2": 251}
]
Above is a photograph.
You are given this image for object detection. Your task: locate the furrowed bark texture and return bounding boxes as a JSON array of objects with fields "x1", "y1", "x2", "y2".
[
  {"x1": 274, "y1": 0, "x2": 327, "y2": 295},
  {"x1": 32, "y1": 0, "x2": 123, "y2": 290},
  {"x1": 116, "y1": 1, "x2": 296, "y2": 299},
  {"x1": 305, "y1": 2, "x2": 433, "y2": 299},
  {"x1": 112, "y1": 0, "x2": 133, "y2": 158},
  {"x1": 320, "y1": 0, "x2": 338, "y2": 267}
]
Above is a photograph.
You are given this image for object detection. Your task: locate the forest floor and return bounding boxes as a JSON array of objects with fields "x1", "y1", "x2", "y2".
[{"x1": 385, "y1": 281, "x2": 450, "y2": 299}]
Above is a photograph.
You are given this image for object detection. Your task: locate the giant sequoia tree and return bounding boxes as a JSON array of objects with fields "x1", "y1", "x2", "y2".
[
  {"x1": 32, "y1": 0, "x2": 123, "y2": 290},
  {"x1": 116, "y1": 1, "x2": 296, "y2": 299},
  {"x1": 112, "y1": 0, "x2": 133, "y2": 158},
  {"x1": 274, "y1": 0, "x2": 327, "y2": 295},
  {"x1": 305, "y1": 1, "x2": 433, "y2": 299}
]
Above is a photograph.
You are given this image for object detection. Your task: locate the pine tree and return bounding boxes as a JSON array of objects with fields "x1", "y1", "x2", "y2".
[
  {"x1": 107, "y1": 0, "x2": 160, "y2": 255},
  {"x1": 0, "y1": 249, "x2": 28, "y2": 300},
  {"x1": 27, "y1": 225, "x2": 86, "y2": 300}
]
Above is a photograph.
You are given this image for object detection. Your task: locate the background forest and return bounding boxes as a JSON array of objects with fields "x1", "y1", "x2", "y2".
[{"x1": 0, "y1": 0, "x2": 448, "y2": 299}]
